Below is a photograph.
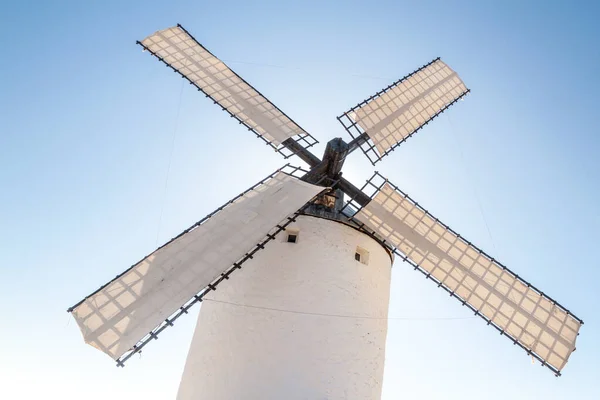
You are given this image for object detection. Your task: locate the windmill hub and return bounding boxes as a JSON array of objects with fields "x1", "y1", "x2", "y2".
[{"x1": 305, "y1": 137, "x2": 350, "y2": 184}]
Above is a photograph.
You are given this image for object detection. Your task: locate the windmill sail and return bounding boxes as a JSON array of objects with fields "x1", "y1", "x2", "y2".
[
  {"x1": 338, "y1": 58, "x2": 469, "y2": 164},
  {"x1": 348, "y1": 174, "x2": 582, "y2": 374},
  {"x1": 69, "y1": 170, "x2": 325, "y2": 360},
  {"x1": 138, "y1": 25, "x2": 318, "y2": 158}
]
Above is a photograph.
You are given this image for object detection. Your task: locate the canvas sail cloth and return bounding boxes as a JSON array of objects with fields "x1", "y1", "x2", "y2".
[
  {"x1": 355, "y1": 183, "x2": 581, "y2": 372},
  {"x1": 70, "y1": 173, "x2": 325, "y2": 360},
  {"x1": 349, "y1": 59, "x2": 468, "y2": 159},
  {"x1": 139, "y1": 25, "x2": 308, "y2": 147}
]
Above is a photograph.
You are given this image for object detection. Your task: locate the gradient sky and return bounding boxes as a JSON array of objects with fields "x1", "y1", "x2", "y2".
[{"x1": 1, "y1": 1, "x2": 599, "y2": 399}]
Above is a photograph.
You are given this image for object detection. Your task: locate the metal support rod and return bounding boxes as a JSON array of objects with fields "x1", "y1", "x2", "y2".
[
  {"x1": 339, "y1": 171, "x2": 583, "y2": 376},
  {"x1": 137, "y1": 27, "x2": 318, "y2": 160},
  {"x1": 281, "y1": 137, "x2": 321, "y2": 167},
  {"x1": 67, "y1": 164, "x2": 308, "y2": 313},
  {"x1": 346, "y1": 132, "x2": 369, "y2": 155},
  {"x1": 337, "y1": 177, "x2": 371, "y2": 207}
]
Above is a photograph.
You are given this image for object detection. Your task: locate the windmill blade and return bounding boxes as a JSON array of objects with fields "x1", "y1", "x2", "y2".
[
  {"x1": 68, "y1": 167, "x2": 326, "y2": 363},
  {"x1": 138, "y1": 25, "x2": 318, "y2": 158},
  {"x1": 343, "y1": 172, "x2": 582, "y2": 375},
  {"x1": 338, "y1": 58, "x2": 469, "y2": 164}
]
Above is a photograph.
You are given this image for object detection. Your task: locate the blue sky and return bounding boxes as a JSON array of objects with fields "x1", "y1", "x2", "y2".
[{"x1": 1, "y1": 0, "x2": 599, "y2": 398}]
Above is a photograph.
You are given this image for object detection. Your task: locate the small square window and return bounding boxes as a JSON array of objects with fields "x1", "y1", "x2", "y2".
[
  {"x1": 355, "y1": 246, "x2": 370, "y2": 265},
  {"x1": 284, "y1": 228, "x2": 299, "y2": 244}
]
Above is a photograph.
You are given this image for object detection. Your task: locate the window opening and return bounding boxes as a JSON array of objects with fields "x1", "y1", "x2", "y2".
[
  {"x1": 285, "y1": 228, "x2": 299, "y2": 244},
  {"x1": 355, "y1": 246, "x2": 370, "y2": 265}
]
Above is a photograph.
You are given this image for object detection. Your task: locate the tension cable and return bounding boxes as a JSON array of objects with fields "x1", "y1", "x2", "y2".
[{"x1": 155, "y1": 80, "x2": 185, "y2": 246}]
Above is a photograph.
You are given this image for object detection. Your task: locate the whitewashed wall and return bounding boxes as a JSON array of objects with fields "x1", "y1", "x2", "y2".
[{"x1": 177, "y1": 215, "x2": 393, "y2": 400}]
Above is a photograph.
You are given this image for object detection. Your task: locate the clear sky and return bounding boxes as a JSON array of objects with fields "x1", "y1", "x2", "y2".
[{"x1": 1, "y1": 0, "x2": 599, "y2": 399}]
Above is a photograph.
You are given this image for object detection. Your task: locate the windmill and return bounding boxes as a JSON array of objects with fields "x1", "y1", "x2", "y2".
[{"x1": 68, "y1": 24, "x2": 583, "y2": 399}]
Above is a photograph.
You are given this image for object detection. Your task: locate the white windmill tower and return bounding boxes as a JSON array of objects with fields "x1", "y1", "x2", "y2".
[{"x1": 68, "y1": 24, "x2": 583, "y2": 399}]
